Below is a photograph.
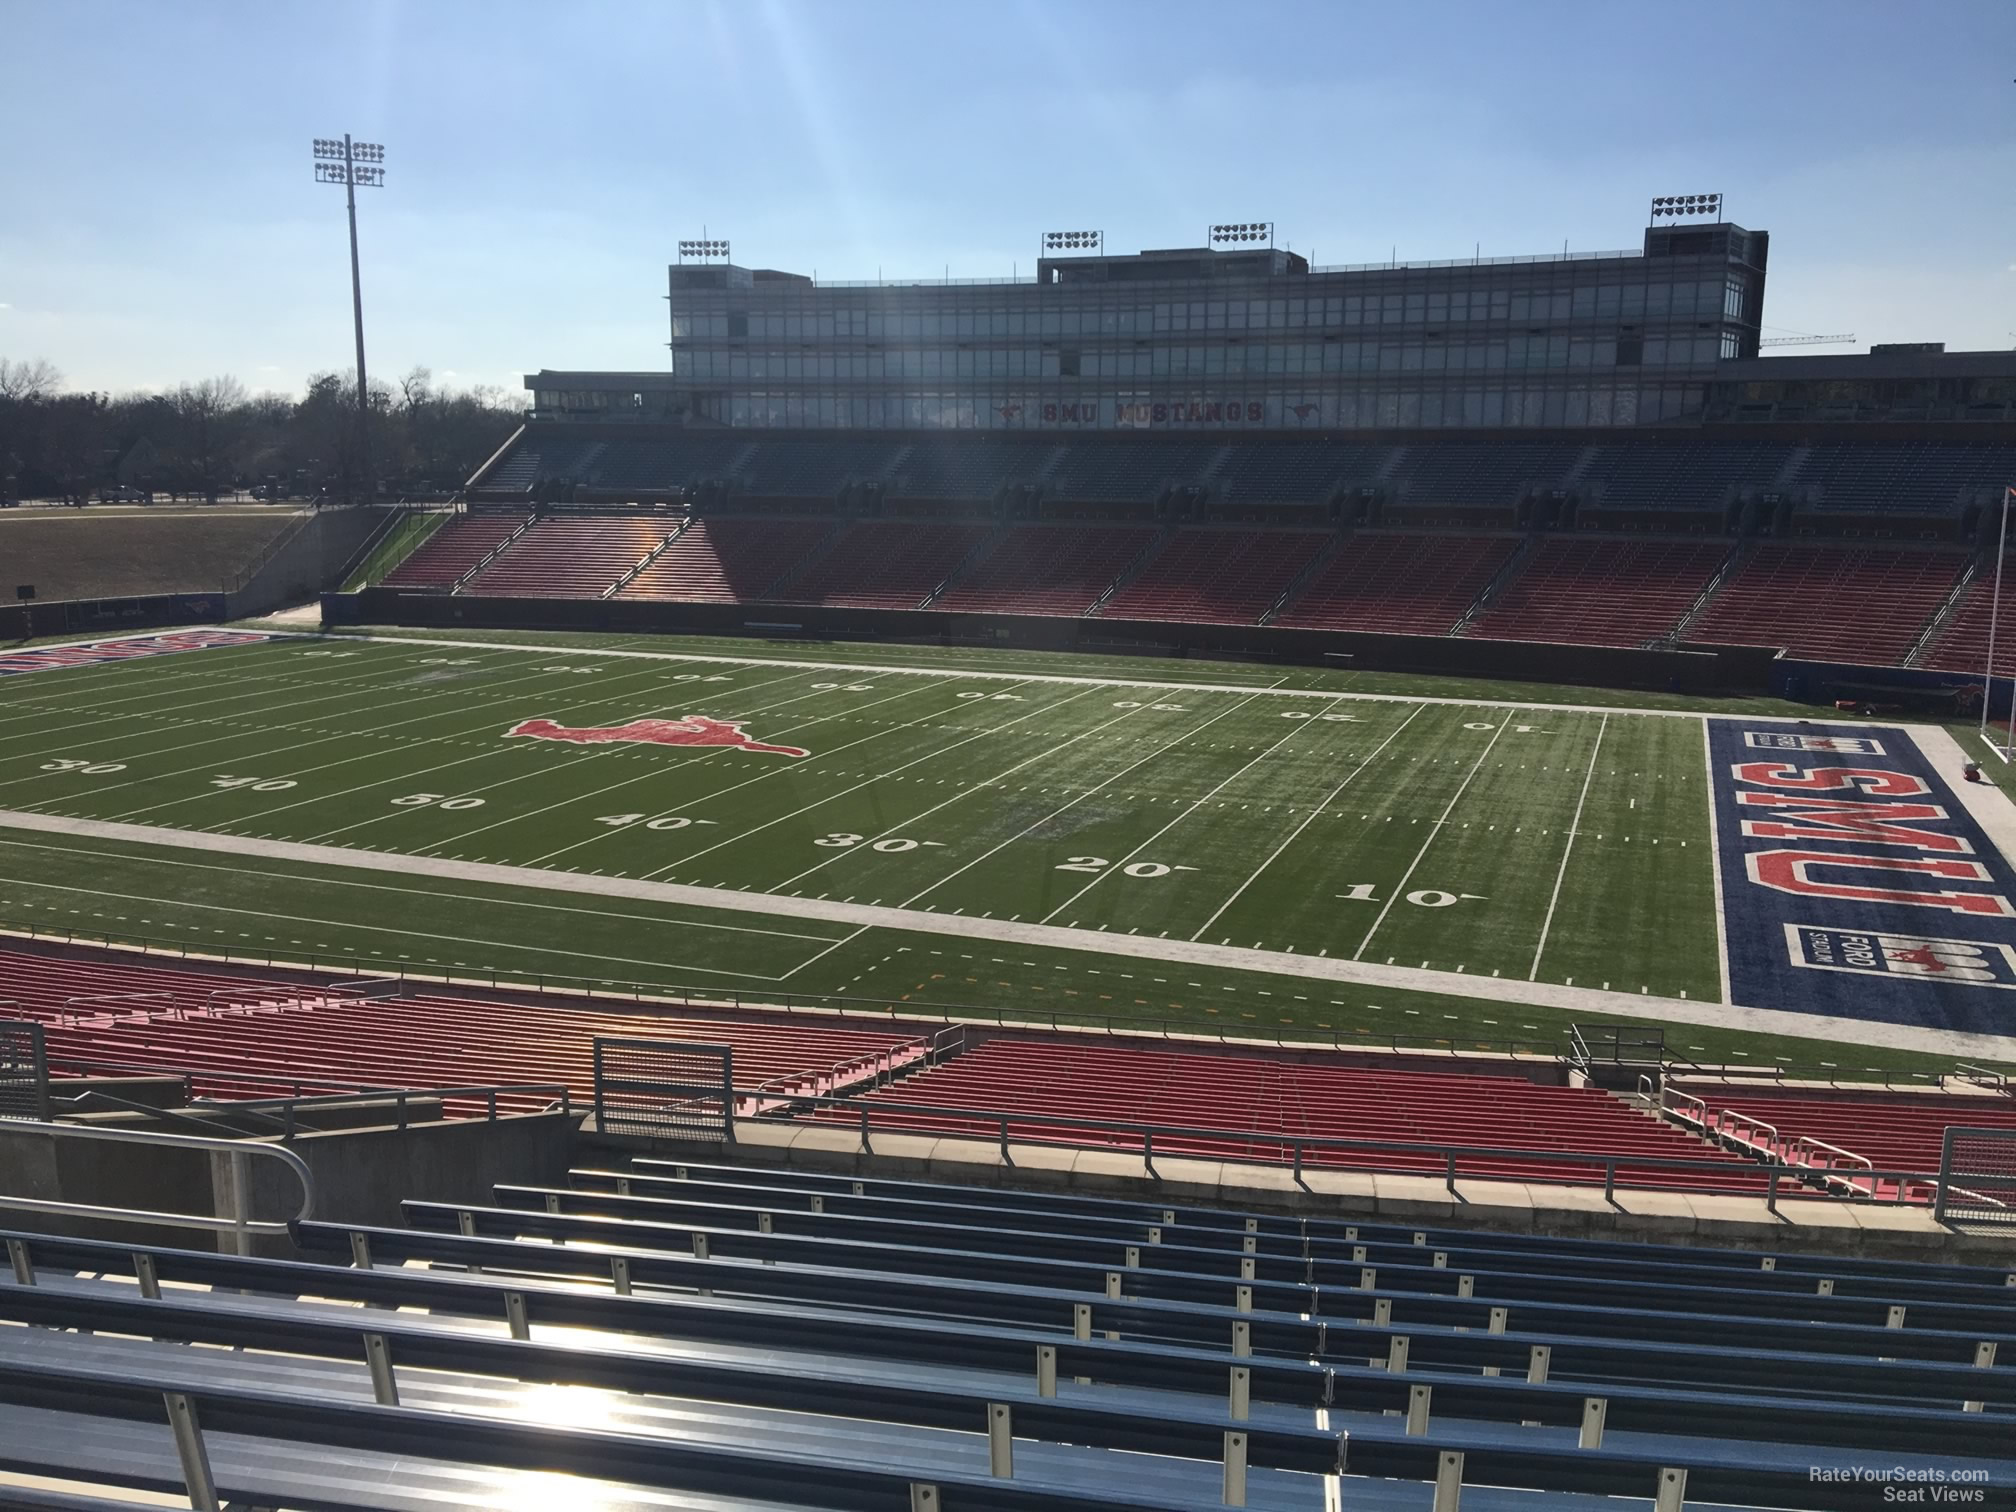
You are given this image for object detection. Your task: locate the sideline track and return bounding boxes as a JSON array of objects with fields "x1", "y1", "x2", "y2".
[{"x1": 4, "y1": 805, "x2": 2012, "y2": 1061}]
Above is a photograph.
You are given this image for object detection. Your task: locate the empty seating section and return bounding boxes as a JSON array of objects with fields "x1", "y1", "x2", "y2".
[
  {"x1": 1918, "y1": 563, "x2": 2011, "y2": 674},
  {"x1": 1, "y1": 947, "x2": 918, "y2": 1105},
  {"x1": 834, "y1": 1038, "x2": 1764, "y2": 1190},
  {"x1": 1212, "y1": 442, "x2": 1380, "y2": 504},
  {"x1": 774, "y1": 520, "x2": 992, "y2": 608},
  {"x1": 1098, "y1": 528, "x2": 1331, "y2": 624},
  {"x1": 464, "y1": 516, "x2": 674, "y2": 597},
  {"x1": 16, "y1": 1160, "x2": 2014, "y2": 1512},
  {"x1": 379, "y1": 511, "x2": 528, "y2": 587},
  {"x1": 582, "y1": 436, "x2": 746, "y2": 492},
  {"x1": 1674, "y1": 1084, "x2": 2016, "y2": 1196},
  {"x1": 1273, "y1": 530, "x2": 1517, "y2": 634},
  {"x1": 734, "y1": 438, "x2": 902, "y2": 496},
  {"x1": 935, "y1": 524, "x2": 1159, "y2": 615},
  {"x1": 616, "y1": 516, "x2": 831, "y2": 601},
  {"x1": 1468, "y1": 538, "x2": 1730, "y2": 647},
  {"x1": 1793, "y1": 441, "x2": 2016, "y2": 514},
  {"x1": 1690, "y1": 544, "x2": 1966, "y2": 663},
  {"x1": 1389, "y1": 441, "x2": 1584, "y2": 506},
  {"x1": 1046, "y1": 441, "x2": 1221, "y2": 502},
  {"x1": 473, "y1": 438, "x2": 600, "y2": 494},
  {"x1": 1584, "y1": 442, "x2": 1785, "y2": 511},
  {"x1": 897, "y1": 439, "x2": 1055, "y2": 498}
]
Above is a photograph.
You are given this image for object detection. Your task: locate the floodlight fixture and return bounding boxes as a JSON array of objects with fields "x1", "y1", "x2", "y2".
[
  {"x1": 308, "y1": 132, "x2": 387, "y2": 503},
  {"x1": 1042, "y1": 230, "x2": 1103, "y2": 255},
  {"x1": 1649, "y1": 193, "x2": 1722, "y2": 221},
  {"x1": 678, "y1": 239, "x2": 731, "y2": 261},
  {"x1": 1209, "y1": 221, "x2": 1274, "y2": 246}
]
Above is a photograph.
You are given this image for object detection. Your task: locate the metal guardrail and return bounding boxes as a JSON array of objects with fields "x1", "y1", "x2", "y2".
[
  {"x1": 0, "y1": 1120, "x2": 314, "y2": 1251},
  {"x1": 765, "y1": 1091, "x2": 1953, "y2": 1212}
]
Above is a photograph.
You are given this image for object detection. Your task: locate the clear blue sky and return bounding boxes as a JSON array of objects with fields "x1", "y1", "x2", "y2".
[{"x1": 4, "y1": 0, "x2": 2013, "y2": 397}]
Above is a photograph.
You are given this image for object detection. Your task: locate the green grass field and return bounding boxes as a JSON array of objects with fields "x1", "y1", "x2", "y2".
[{"x1": 0, "y1": 625, "x2": 2003, "y2": 1081}]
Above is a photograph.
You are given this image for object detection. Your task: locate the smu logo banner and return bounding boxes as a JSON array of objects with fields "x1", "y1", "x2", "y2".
[
  {"x1": 1711, "y1": 721, "x2": 2016, "y2": 1033},
  {"x1": 507, "y1": 716, "x2": 808, "y2": 758},
  {"x1": 0, "y1": 629, "x2": 273, "y2": 678}
]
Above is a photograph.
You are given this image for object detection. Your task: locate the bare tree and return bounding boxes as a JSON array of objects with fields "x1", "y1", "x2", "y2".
[
  {"x1": 0, "y1": 357, "x2": 62, "y2": 402},
  {"x1": 398, "y1": 366, "x2": 433, "y2": 413},
  {"x1": 170, "y1": 375, "x2": 250, "y2": 501}
]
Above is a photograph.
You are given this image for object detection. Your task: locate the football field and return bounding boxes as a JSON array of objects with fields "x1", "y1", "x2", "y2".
[{"x1": 1, "y1": 626, "x2": 2012, "y2": 1075}]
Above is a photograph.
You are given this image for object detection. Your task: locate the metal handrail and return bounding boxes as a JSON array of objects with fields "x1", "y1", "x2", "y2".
[
  {"x1": 1718, "y1": 1110, "x2": 1782, "y2": 1161},
  {"x1": 768, "y1": 1092, "x2": 1952, "y2": 1210},
  {"x1": 0, "y1": 1120, "x2": 314, "y2": 1243}
]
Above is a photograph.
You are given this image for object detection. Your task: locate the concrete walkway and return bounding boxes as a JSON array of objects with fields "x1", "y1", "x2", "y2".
[{"x1": 7, "y1": 806, "x2": 2015, "y2": 1060}]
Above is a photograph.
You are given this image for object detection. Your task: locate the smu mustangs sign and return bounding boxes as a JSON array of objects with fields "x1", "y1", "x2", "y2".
[{"x1": 1711, "y1": 722, "x2": 2016, "y2": 1034}]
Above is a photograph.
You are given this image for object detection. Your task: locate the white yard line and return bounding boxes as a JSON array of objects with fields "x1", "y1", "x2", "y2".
[
  {"x1": 899, "y1": 693, "x2": 1270, "y2": 910},
  {"x1": 493, "y1": 676, "x2": 963, "y2": 865},
  {"x1": 0, "y1": 869, "x2": 802, "y2": 983},
  {"x1": 1352, "y1": 712, "x2": 1519, "y2": 961},
  {"x1": 1039, "y1": 694, "x2": 1350, "y2": 925},
  {"x1": 776, "y1": 924, "x2": 873, "y2": 981},
  {"x1": 0, "y1": 644, "x2": 475, "y2": 767},
  {"x1": 299, "y1": 666, "x2": 843, "y2": 846},
  {"x1": 1528, "y1": 713, "x2": 1607, "y2": 981},
  {"x1": 1701, "y1": 715, "x2": 1734, "y2": 1006},
  {"x1": 65, "y1": 649, "x2": 698, "y2": 816},
  {"x1": 638, "y1": 679, "x2": 1082, "y2": 880},
  {"x1": 4, "y1": 624, "x2": 1964, "y2": 730},
  {"x1": 1191, "y1": 702, "x2": 1429, "y2": 943},
  {"x1": 312, "y1": 629, "x2": 1908, "y2": 725},
  {"x1": 3, "y1": 805, "x2": 2010, "y2": 1057},
  {"x1": 763, "y1": 692, "x2": 1160, "y2": 895}
]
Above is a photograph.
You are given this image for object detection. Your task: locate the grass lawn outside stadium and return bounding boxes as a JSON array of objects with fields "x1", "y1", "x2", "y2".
[{"x1": 0, "y1": 619, "x2": 2010, "y2": 1083}]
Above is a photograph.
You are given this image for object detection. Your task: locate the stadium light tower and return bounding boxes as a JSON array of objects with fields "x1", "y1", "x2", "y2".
[
  {"x1": 311, "y1": 135, "x2": 386, "y2": 504},
  {"x1": 1209, "y1": 221, "x2": 1274, "y2": 248}
]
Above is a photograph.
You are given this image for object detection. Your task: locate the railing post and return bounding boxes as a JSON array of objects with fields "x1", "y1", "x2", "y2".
[
  {"x1": 1767, "y1": 1166, "x2": 1780, "y2": 1214},
  {"x1": 1406, "y1": 1383, "x2": 1431, "y2": 1435},
  {"x1": 163, "y1": 1392, "x2": 220, "y2": 1512},
  {"x1": 1654, "y1": 1466, "x2": 1688, "y2": 1512},
  {"x1": 363, "y1": 1332, "x2": 399, "y2": 1406},
  {"x1": 987, "y1": 1403, "x2": 1013, "y2": 1478},
  {"x1": 1432, "y1": 1450, "x2": 1463, "y2": 1512},
  {"x1": 1603, "y1": 1160, "x2": 1616, "y2": 1203},
  {"x1": 1445, "y1": 1150, "x2": 1457, "y2": 1192},
  {"x1": 1036, "y1": 1344, "x2": 1057, "y2": 1398},
  {"x1": 1222, "y1": 1430, "x2": 1248, "y2": 1508},
  {"x1": 1579, "y1": 1397, "x2": 1607, "y2": 1449},
  {"x1": 224, "y1": 1148, "x2": 253, "y2": 1257},
  {"x1": 6, "y1": 1239, "x2": 32, "y2": 1286},
  {"x1": 1228, "y1": 1365, "x2": 1250, "y2": 1421}
]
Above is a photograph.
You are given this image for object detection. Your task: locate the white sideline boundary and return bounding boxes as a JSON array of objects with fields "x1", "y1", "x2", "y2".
[
  {"x1": 279, "y1": 628, "x2": 1909, "y2": 726},
  {"x1": 2, "y1": 806, "x2": 2012, "y2": 1059}
]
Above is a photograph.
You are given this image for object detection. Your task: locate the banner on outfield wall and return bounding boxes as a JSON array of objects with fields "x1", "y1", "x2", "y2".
[{"x1": 1709, "y1": 721, "x2": 2016, "y2": 1037}]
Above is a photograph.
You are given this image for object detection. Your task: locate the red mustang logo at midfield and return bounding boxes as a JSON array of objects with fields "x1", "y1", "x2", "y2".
[{"x1": 506, "y1": 716, "x2": 809, "y2": 757}]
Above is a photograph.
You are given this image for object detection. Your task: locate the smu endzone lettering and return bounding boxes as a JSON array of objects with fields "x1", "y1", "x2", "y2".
[
  {"x1": 1731, "y1": 758, "x2": 2009, "y2": 917},
  {"x1": 1733, "y1": 792, "x2": 1970, "y2": 854},
  {"x1": 1746, "y1": 852, "x2": 2015, "y2": 919}
]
